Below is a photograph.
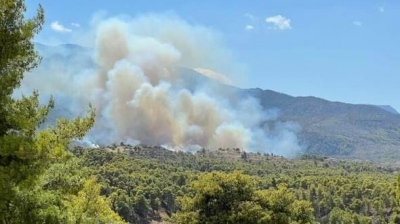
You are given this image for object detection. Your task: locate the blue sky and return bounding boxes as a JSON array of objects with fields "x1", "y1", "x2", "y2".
[{"x1": 27, "y1": 0, "x2": 400, "y2": 111}]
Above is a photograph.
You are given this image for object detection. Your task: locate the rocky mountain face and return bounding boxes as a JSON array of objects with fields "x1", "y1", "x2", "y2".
[{"x1": 243, "y1": 88, "x2": 400, "y2": 163}]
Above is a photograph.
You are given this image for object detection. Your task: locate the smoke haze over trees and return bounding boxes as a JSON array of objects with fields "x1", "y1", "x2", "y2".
[{"x1": 19, "y1": 14, "x2": 302, "y2": 157}]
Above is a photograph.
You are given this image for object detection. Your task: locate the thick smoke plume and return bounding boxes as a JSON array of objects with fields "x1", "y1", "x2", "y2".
[{"x1": 19, "y1": 14, "x2": 301, "y2": 157}]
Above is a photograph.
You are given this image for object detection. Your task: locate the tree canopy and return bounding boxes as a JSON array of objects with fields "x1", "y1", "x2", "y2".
[
  {"x1": 0, "y1": 1, "x2": 124, "y2": 223},
  {"x1": 169, "y1": 171, "x2": 315, "y2": 224},
  {"x1": 78, "y1": 146, "x2": 400, "y2": 224}
]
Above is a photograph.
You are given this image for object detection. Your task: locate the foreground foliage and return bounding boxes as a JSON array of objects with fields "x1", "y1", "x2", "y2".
[
  {"x1": 77, "y1": 146, "x2": 400, "y2": 224},
  {"x1": 169, "y1": 171, "x2": 314, "y2": 224},
  {"x1": 0, "y1": 0, "x2": 124, "y2": 223}
]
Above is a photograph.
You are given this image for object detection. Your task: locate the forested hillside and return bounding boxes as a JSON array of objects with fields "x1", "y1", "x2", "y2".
[{"x1": 75, "y1": 145, "x2": 400, "y2": 224}]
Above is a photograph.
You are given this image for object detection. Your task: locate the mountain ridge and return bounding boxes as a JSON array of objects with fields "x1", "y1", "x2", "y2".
[{"x1": 244, "y1": 87, "x2": 400, "y2": 162}]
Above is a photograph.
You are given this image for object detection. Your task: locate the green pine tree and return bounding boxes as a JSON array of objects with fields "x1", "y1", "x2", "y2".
[{"x1": 0, "y1": 1, "x2": 124, "y2": 223}]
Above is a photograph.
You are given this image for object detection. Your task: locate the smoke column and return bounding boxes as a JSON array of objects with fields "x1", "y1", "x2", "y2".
[{"x1": 19, "y1": 14, "x2": 302, "y2": 157}]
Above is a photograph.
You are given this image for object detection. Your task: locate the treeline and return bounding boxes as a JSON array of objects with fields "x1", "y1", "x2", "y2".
[{"x1": 75, "y1": 145, "x2": 400, "y2": 223}]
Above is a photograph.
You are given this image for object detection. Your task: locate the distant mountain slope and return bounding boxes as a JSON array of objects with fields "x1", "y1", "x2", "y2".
[
  {"x1": 376, "y1": 105, "x2": 399, "y2": 114},
  {"x1": 245, "y1": 88, "x2": 400, "y2": 162}
]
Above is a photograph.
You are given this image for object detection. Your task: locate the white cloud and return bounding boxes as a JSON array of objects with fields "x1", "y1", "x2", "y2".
[
  {"x1": 71, "y1": 22, "x2": 81, "y2": 28},
  {"x1": 353, "y1": 21, "x2": 362, "y2": 26},
  {"x1": 266, "y1": 15, "x2": 291, "y2": 30},
  {"x1": 245, "y1": 25, "x2": 254, "y2": 30},
  {"x1": 244, "y1": 13, "x2": 255, "y2": 20},
  {"x1": 51, "y1": 21, "x2": 72, "y2": 33},
  {"x1": 379, "y1": 6, "x2": 385, "y2": 12}
]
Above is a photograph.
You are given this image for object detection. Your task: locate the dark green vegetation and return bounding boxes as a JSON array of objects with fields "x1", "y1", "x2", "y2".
[
  {"x1": 76, "y1": 145, "x2": 400, "y2": 224},
  {"x1": 0, "y1": 0, "x2": 124, "y2": 223}
]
